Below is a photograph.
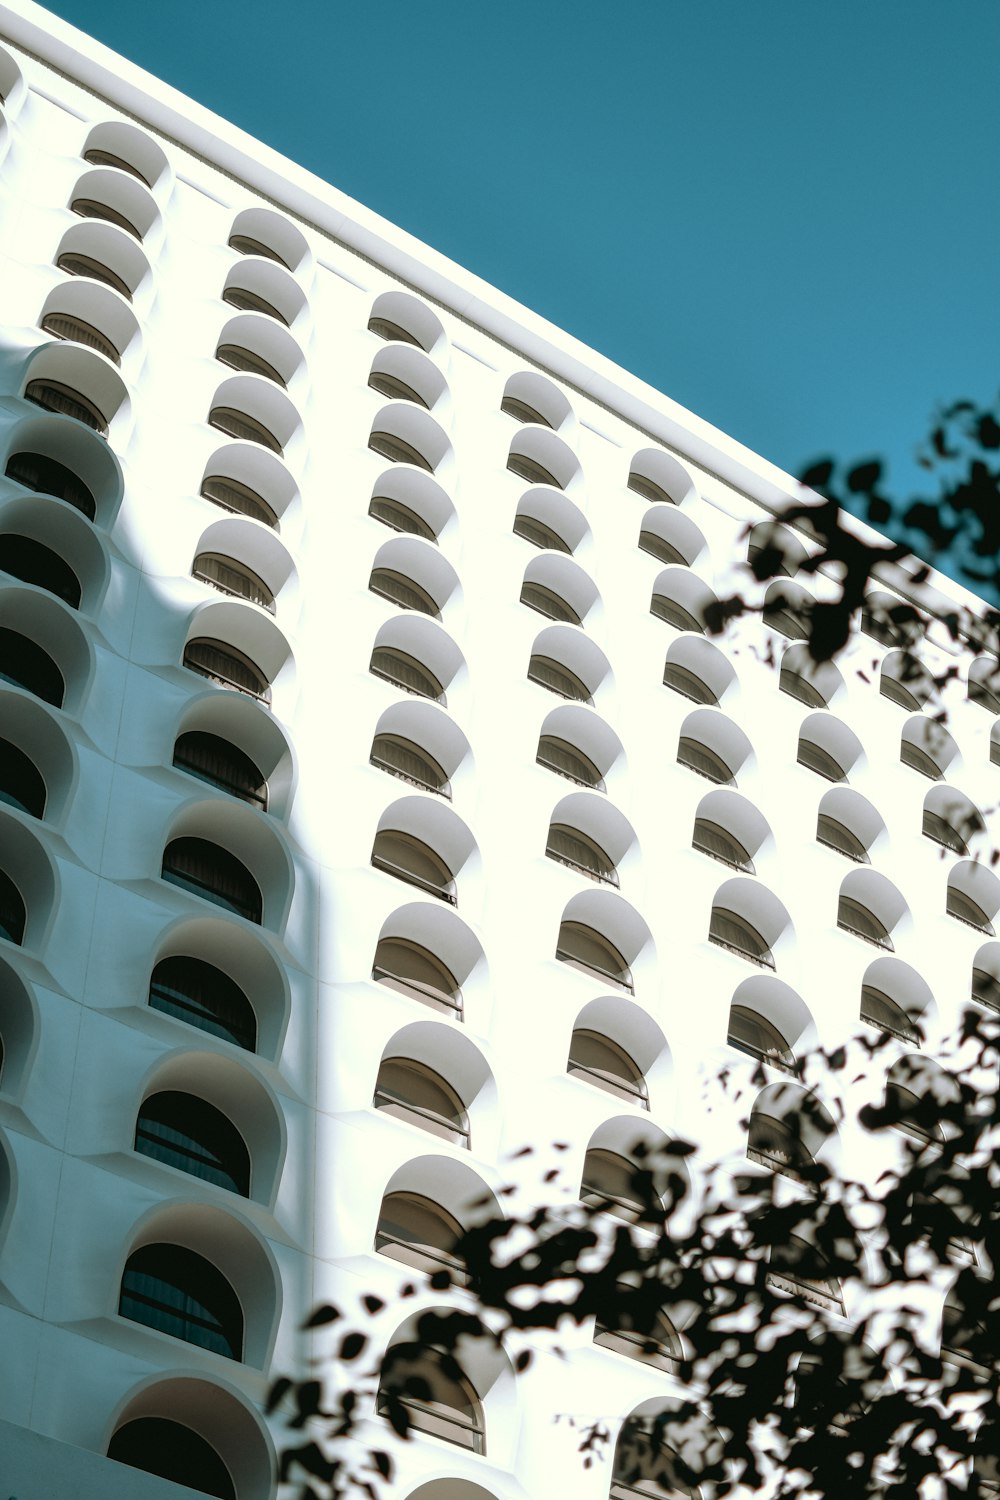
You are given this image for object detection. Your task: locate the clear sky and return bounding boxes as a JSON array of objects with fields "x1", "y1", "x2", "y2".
[{"x1": 38, "y1": 0, "x2": 1000, "y2": 564}]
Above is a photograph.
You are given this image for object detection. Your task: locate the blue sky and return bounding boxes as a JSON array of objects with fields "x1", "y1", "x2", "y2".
[{"x1": 43, "y1": 1, "x2": 1000, "y2": 561}]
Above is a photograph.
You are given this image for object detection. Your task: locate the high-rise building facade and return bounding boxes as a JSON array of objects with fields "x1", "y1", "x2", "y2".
[{"x1": 1, "y1": 5, "x2": 998, "y2": 1498}]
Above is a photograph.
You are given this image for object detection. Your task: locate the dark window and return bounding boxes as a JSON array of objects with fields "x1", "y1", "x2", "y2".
[
  {"x1": 837, "y1": 895, "x2": 893, "y2": 949},
  {"x1": 923, "y1": 807, "x2": 969, "y2": 854},
  {"x1": 208, "y1": 406, "x2": 282, "y2": 454},
  {"x1": 556, "y1": 920, "x2": 633, "y2": 990},
  {"x1": 71, "y1": 196, "x2": 141, "y2": 239},
  {"x1": 779, "y1": 666, "x2": 827, "y2": 707},
  {"x1": 972, "y1": 966, "x2": 1000, "y2": 1013},
  {"x1": 520, "y1": 580, "x2": 581, "y2": 623},
  {"x1": 797, "y1": 738, "x2": 846, "y2": 781},
  {"x1": 728, "y1": 1006, "x2": 795, "y2": 1070},
  {"x1": 200, "y1": 475, "x2": 277, "y2": 528},
  {"x1": 546, "y1": 822, "x2": 618, "y2": 885},
  {"x1": 222, "y1": 285, "x2": 289, "y2": 324},
  {"x1": 502, "y1": 395, "x2": 550, "y2": 426},
  {"x1": 368, "y1": 316, "x2": 424, "y2": 348},
  {"x1": 375, "y1": 1190, "x2": 466, "y2": 1282},
  {"x1": 595, "y1": 1291, "x2": 681, "y2": 1371},
  {"x1": 161, "y1": 836, "x2": 263, "y2": 924},
  {"x1": 567, "y1": 1029, "x2": 648, "y2": 1107},
  {"x1": 947, "y1": 887, "x2": 994, "y2": 934},
  {"x1": 860, "y1": 985, "x2": 920, "y2": 1043},
  {"x1": 173, "y1": 731, "x2": 267, "y2": 809},
  {"x1": 56, "y1": 250, "x2": 132, "y2": 300},
  {"x1": 373, "y1": 1056, "x2": 469, "y2": 1146},
  {"x1": 528, "y1": 654, "x2": 591, "y2": 702},
  {"x1": 107, "y1": 1418, "x2": 235, "y2": 1500},
  {"x1": 513, "y1": 513, "x2": 571, "y2": 552},
  {"x1": 651, "y1": 595, "x2": 704, "y2": 632},
  {"x1": 0, "y1": 627, "x2": 64, "y2": 706},
  {"x1": 817, "y1": 814, "x2": 869, "y2": 862},
  {"x1": 663, "y1": 662, "x2": 716, "y2": 704},
  {"x1": 693, "y1": 818, "x2": 754, "y2": 873},
  {"x1": 368, "y1": 494, "x2": 436, "y2": 540},
  {"x1": 627, "y1": 473, "x2": 673, "y2": 505},
  {"x1": 193, "y1": 552, "x2": 275, "y2": 613},
  {"x1": 580, "y1": 1147, "x2": 648, "y2": 1221},
  {"x1": 370, "y1": 733, "x2": 450, "y2": 796},
  {"x1": 372, "y1": 935, "x2": 461, "y2": 1017},
  {"x1": 507, "y1": 451, "x2": 559, "y2": 487},
  {"x1": 377, "y1": 1344, "x2": 484, "y2": 1453},
  {"x1": 749, "y1": 1113, "x2": 814, "y2": 1181},
  {"x1": 82, "y1": 148, "x2": 150, "y2": 183},
  {"x1": 228, "y1": 233, "x2": 289, "y2": 267},
  {"x1": 5, "y1": 451, "x2": 96, "y2": 519},
  {"x1": 24, "y1": 379, "x2": 107, "y2": 435},
  {"x1": 677, "y1": 736, "x2": 734, "y2": 784},
  {"x1": 369, "y1": 371, "x2": 428, "y2": 407},
  {"x1": 0, "y1": 738, "x2": 46, "y2": 818},
  {"x1": 369, "y1": 567, "x2": 439, "y2": 617},
  {"x1": 148, "y1": 955, "x2": 256, "y2": 1051},
  {"x1": 0, "y1": 868, "x2": 26, "y2": 945},
  {"x1": 371, "y1": 829, "x2": 456, "y2": 903},
  {"x1": 764, "y1": 596, "x2": 810, "y2": 639},
  {"x1": 119, "y1": 1243, "x2": 243, "y2": 1359},
  {"x1": 135, "y1": 1090, "x2": 250, "y2": 1195},
  {"x1": 368, "y1": 431, "x2": 433, "y2": 471},
  {"x1": 41, "y1": 311, "x2": 120, "y2": 364},
  {"x1": 369, "y1": 646, "x2": 443, "y2": 701},
  {"x1": 638, "y1": 529, "x2": 685, "y2": 565},
  {"x1": 901, "y1": 738, "x2": 943, "y2": 779},
  {"x1": 183, "y1": 638, "x2": 271, "y2": 704},
  {"x1": 0, "y1": 535, "x2": 81, "y2": 607},
  {"x1": 709, "y1": 908, "x2": 774, "y2": 968},
  {"x1": 536, "y1": 734, "x2": 605, "y2": 790},
  {"x1": 215, "y1": 344, "x2": 285, "y2": 386}
]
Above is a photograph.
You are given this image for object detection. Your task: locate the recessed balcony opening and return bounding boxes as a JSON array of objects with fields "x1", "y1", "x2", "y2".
[
  {"x1": 371, "y1": 829, "x2": 456, "y2": 903},
  {"x1": 369, "y1": 567, "x2": 439, "y2": 618},
  {"x1": 56, "y1": 250, "x2": 132, "y2": 300},
  {"x1": 536, "y1": 734, "x2": 605, "y2": 790},
  {"x1": 215, "y1": 343, "x2": 285, "y2": 386},
  {"x1": 200, "y1": 474, "x2": 278, "y2": 528},
  {"x1": 208, "y1": 406, "x2": 282, "y2": 454},
  {"x1": 148, "y1": 954, "x2": 257, "y2": 1051},
  {"x1": 0, "y1": 739, "x2": 46, "y2": 819},
  {"x1": 223, "y1": 285, "x2": 289, "y2": 324},
  {"x1": 838, "y1": 895, "x2": 893, "y2": 950},
  {"x1": 161, "y1": 835, "x2": 263, "y2": 924},
  {"x1": 373, "y1": 1056, "x2": 469, "y2": 1145},
  {"x1": 860, "y1": 984, "x2": 920, "y2": 1044},
  {"x1": 0, "y1": 536, "x2": 81, "y2": 608},
  {"x1": 173, "y1": 731, "x2": 268, "y2": 810},
  {"x1": 41, "y1": 311, "x2": 120, "y2": 364},
  {"x1": 693, "y1": 818, "x2": 754, "y2": 874},
  {"x1": 727, "y1": 1005, "x2": 795, "y2": 1071},
  {"x1": 135, "y1": 1090, "x2": 251, "y2": 1196},
  {"x1": 0, "y1": 867, "x2": 26, "y2": 945},
  {"x1": 528, "y1": 654, "x2": 591, "y2": 703},
  {"x1": 71, "y1": 196, "x2": 141, "y2": 239},
  {"x1": 507, "y1": 451, "x2": 560, "y2": 487},
  {"x1": 25, "y1": 379, "x2": 107, "y2": 436},
  {"x1": 228, "y1": 232, "x2": 289, "y2": 267},
  {"x1": 183, "y1": 638, "x2": 271, "y2": 704},
  {"x1": 368, "y1": 494, "x2": 437, "y2": 541},
  {"x1": 369, "y1": 432, "x2": 432, "y2": 471},
  {"x1": 817, "y1": 814, "x2": 869, "y2": 862},
  {"x1": 557, "y1": 920, "x2": 633, "y2": 991},
  {"x1": 369, "y1": 370, "x2": 428, "y2": 407},
  {"x1": 377, "y1": 1344, "x2": 484, "y2": 1453},
  {"x1": 567, "y1": 1028, "x2": 648, "y2": 1107},
  {"x1": 107, "y1": 1419, "x2": 235, "y2": 1500},
  {"x1": 372, "y1": 935, "x2": 462, "y2": 1018},
  {"x1": 368, "y1": 316, "x2": 424, "y2": 349},
  {"x1": 520, "y1": 579, "x2": 580, "y2": 624},
  {"x1": 709, "y1": 909, "x2": 774, "y2": 968},
  {"x1": 192, "y1": 553, "x2": 275, "y2": 613},
  {"x1": 119, "y1": 1244, "x2": 243, "y2": 1359},
  {"x1": 375, "y1": 1191, "x2": 466, "y2": 1283},
  {"x1": 546, "y1": 823, "x2": 618, "y2": 885},
  {"x1": 83, "y1": 146, "x2": 150, "y2": 183},
  {"x1": 677, "y1": 736, "x2": 734, "y2": 785},
  {"x1": 514, "y1": 513, "x2": 570, "y2": 553},
  {"x1": 0, "y1": 627, "x2": 65, "y2": 707},
  {"x1": 580, "y1": 1146, "x2": 649, "y2": 1221},
  {"x1": 502, "y1": 394, "x2": 551, "y2": 427},
  {"x1": 370, "y1": 645, "x2": 444, "y2": 701},
  {"x1": 370, "y1": 733, "x2": 450, "y2": 797}
]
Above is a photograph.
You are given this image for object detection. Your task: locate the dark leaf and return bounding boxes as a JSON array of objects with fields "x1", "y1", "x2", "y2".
[
  {"x1": 337, "y1": 1332, "x2": 368, "y2": 1362},
  {"x1": 265, "y1": 1376, "x2": 292, "y2": 1415},
  {"x1": 301, "y1": 1304, "x2": 341, "y2": 1330},
  {"x1": 362, "y1": 1295, "x2": 385, "y2": 1315},
  {"x1": 799, "y1": 459, "x2": 835, "y2": 490},
  {"x1": 846, "y1": 460, "x2": 882, "y2": 493}
]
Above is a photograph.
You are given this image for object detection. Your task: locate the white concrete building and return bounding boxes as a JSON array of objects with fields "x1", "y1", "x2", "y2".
[{"x1": 0, "y1": 5, "x2": 998, "y2": 1498}]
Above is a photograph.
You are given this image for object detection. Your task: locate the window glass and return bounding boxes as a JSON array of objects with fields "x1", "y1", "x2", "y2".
[
  {"x1": 148, "y1": 955, "x2": 256, "y2": 1051},
  {"x1": 107, "y1": 1418, "x2": 235, "y2": 1500},
  {"x1": 0, "y1": 626, "x2": 64, "y2": 706},
  {"x1": 507, "y1": 452, "x2": 559, "y2": 487},
  {"x1": 173, "y1": 731, "x2": 268, "y2": 808},
  {"x1": 5, "y1": 452, "x2": 96, "y2": 518},
  {"x1": 372, "y1": 936, "x2": 461, "y2": 1016},
  {"x1": 373, "y1": 1057, "x2": 469, "y2": 1145},
  {"x1": 119, "y1": 1243, "x2": 243, "y2": 1358},
  {"x1": 161, "y1": 836, "x2": 262, "y2": 923},
  {"x1": 0, "y1": 738, "x2": 46, "y2": 818},
  {"x1": 135, "y1": 1090, "x2": 250, "y2": 1195},
  {"x1": 0, "y1": 536, "x2": 81, "y2": 607}
]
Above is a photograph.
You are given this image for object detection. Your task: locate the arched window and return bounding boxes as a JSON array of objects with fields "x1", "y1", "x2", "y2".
[
  {"x1": 709, "y1": 909, "x2": 774, "y2": 968},
  {"x1": 502, "y1": 394, "x2": 550, "y2": 426},
  {"x1": 969, "y1": 668, "x2": 1000, "y2": 715},
  {"x1": 838, "y1": 895, "x2": 893, "y2": 950},
  {"x1": 901, "y1": 729, "x2": 946, "y2": 780},
  {"x1": 514, "y1": 513, "x2": 570, "y2": 552},
  {"x1": 371, "y1": 830, "x2": 456, "y2": 903},
  {"x1": 595, "y1": 1290, "x2": 682, "y2": 1370},
  {"x1": 528, "y1": 655, "x2": 591, "y2": 702},
  {"x1": 692, "y1": 819, "x2": 753, "y2": 873},
  {"x1": 520, "y1": 580, "x2": 581, "y2": 624},
  {"x1": 369, "y1": 370, "x2": 428, "y2": 407},
  {"x1": 567, "y1": 1029, "x2": 648, "y2": 1107},
  {"x1": 639, "y1": 528, "x2": 686, "y2": 565},
  {"x1": 580, "y1": 1147, "x2": 650, "y2": 1222},
  {"x1": 215, "y1": 343, "x2": 285, "y2": 386},
  {"x1": 83, "y1": 147, "x2": 150, "y2": 183},
  {"x1": 223, "y1": 285, "x2": 288, "y2": 324},
  {"x1": 860, "y1": 985, "x2": 920, "y2": 1043},
  {"x1": 677, "y1": 736, "x2": 733, "y2": 784},
  {"x1": 372, "y1": 936, "x2": 462, "y2": 1017},
  {"x1": 507, "y1": 451, "x2": 559, "y2": 487},
  {"x1": 797, "y1": 737, "x2": 846, "y2": 781},
  {"x1": 369, "y1": 431, "x2": 433, "y2": 471},
  {"x1": 768, "y1": 1235, "x2": 844, "y2": 1312},
  {"x1": 537, "y1": 734, "x2": 605, "y2": 790},
  {"x1": 663, "y1": 662, "x2": 716, "y2": 704},
  {"x1": 200, "y1": 474, "x2": 278, "y2": 528},
  {"x1": 71, "y1": 196, "x2": 141, "y2": 238},
  {"x1": 161, "y1": 836, "x2": 263, "y2": 923},
  {"x1": 763, "y1": 593, "x2": 809, "y2": 640},
  {"x1": 972, "y1": 966, "x2": 1000, "y2": 1013},
  {"x1": 0, "y1": 627, "x2": 64, "y2": 707},
  {"x1": 228, "y1": 232, "x2": 288, "y2": 266},
  {"x1": 370, "y1": 646, "x2": 443, "y2": 701},
  {"x1": 377, "y1": 1343, "x2": 484, "y2": 1452},
  {"x1": 651, "y1": 595, "x2": 704, "y2": 632},
  {"x1": 817, "y1": 814, "x2": 868, "y2": 862},
  {"x1": 209, "y1": 406, "x2": 282, "y2": 454},
  {"x1": 370, "y1": 734, "x2": 450, "y2": 797},
  {"x1": 885, "y1": 1063, "x2": 947, "y2": 1143},
  {"x1": 173, "y1": 731, "x2": 268, "y2": 809},
  {"x1": 369, "y1": 567, "x2": 439, "y2": 617},
  {"x1": 5, "y1": 452, "x2": 96, "y2": 518},
  {"x1": 368, "y1": 315, "x2": 424, "y2": 348},
  {"x1": 0, "y1": 868, "x2": 26, "y2": 945},
  {"x1": 557, "y1": 920, "x2": 633, "y2": 990},
  {"x1": 41, "y1": 310, "x2": 120, "y2": 364},
  {"x1": 119, "y1": 1243, "x2": 243, "y2": 1359},
  {"x1": 375, "y1": 1191, "x2": 465, "y2": 1281},
  {"x1": 611, "y1": 1418, "x2": 699, "y2": 1498},
  {"x1": 0, "y1": 739, "x2": 46, "y2": 818},
  {"x1": 947, "y1": 887, "x2": 994, "y2": 934},
  {"x1": 56, "y1": 251, "x2": 132, "y2": 301},
  {"x1": 148, "y1": 955, "x2": 257, "y2": 1051},
  {"x1": 881, "y1": 659, "x2": 931, "y2": 710},
  {"x1": 369, "y1": 494, "x2": 437, "y2": 540},
  {"x1": 728, "y1": 1006, "x2": 795, "y2": 1070},
  {"x1": 183, "y1": 638, "x2": 271, "y2": 704},
  {"x1": 628, "y1": 473, "x2": 673, "y2": 505},
  {"x1": 0, "y1": 535, "x2": 82, "y2": 607},
  {"x1": 192, "y1": 552, "x2": 275, "y2": 613},
  {"x1": 923, "y1": 807, "x2": 970, "y2": 855},
  {"x1": 107, "y1": 1418, "x2": 235, "y2": 1500},
  {"x1": 779, "y1": 663, "x2": 826, "y2": 707},
  {"x1": 546, "y1": 824, "x2": 618, "y2": 885},
  {"x1": 373, "y1": 1056, "x2": 469, "y2": 1146},
  {"x1": 749, "y1": 1112, "x2": 815, "y2": 1180},
  {"x1": 135, "y1": 1091, "x2": 250, "y2": 1195},
  {"x1": 24, "y1": 379, "x2": 107, "y2": 436}
]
